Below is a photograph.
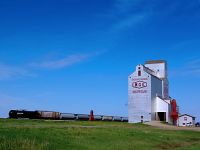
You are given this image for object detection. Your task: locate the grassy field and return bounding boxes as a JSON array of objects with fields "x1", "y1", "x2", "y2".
[{"x1": 0, "y1": 119, "x2": 200, "y2": 150}]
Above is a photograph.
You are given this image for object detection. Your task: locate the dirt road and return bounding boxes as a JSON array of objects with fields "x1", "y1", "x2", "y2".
[{"x1": 145, "y1": 121, "x2": 200, "y2": 132}]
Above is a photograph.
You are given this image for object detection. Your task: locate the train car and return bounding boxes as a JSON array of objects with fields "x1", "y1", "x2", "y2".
[
  {"x1": 94, "y1": 115, "x2": 102, "y2": 121},
  {"x1": 8, "y1": 109, "x2": 128, "y2": 123},
  {"x1": 121, "y1": 117, "x2": 128, "y2": 122},
  {"x1": 60, "y1": 113, "x2": 75, "y2": 120},
  {"x1": 9, "y1": 110, "x2": 40, "y2": 119},
  {"x1": 102, "y1": 116, "x2": 113, "y2": 121},
  {"x1": 76, "y1": 114, "x2": 89, "y2": 120},
  {"x1": 37, "y1": 111, "x2": 60, "y2": 120},
  {"x1": 113, "y1": 116, "x2": 122, "y2": 122}
]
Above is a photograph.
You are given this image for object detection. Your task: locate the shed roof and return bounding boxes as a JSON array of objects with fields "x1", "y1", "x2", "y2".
[
  {"x1": 143, "y1": 65, "x2": 162, "y2": 81},
  {"x1": 179, "y1": 114, "x2": 195, "y2": 118},
  {"x1": 156, "y1": 96, "x2": 170, "y2": 104}
]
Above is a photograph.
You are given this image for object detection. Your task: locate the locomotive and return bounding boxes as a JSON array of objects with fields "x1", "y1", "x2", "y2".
[
  {"x1": 9, "y1": 110, "x2": 60, "y2": 120},
  {"x1": 9, "y1": 110, "x2": 128, "y2": 122},
  {"x1": 9, "y1": 110, "x2": 40, "y2": 119}
]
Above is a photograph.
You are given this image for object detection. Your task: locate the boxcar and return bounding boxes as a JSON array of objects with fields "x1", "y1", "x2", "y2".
[{"x1": 37, "y1": 111, "x2": 60, "y2": 120}]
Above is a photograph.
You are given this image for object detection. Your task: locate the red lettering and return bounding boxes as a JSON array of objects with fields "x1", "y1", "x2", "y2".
[
  {"x1": 132, "y1": 81, "x2": 147, "y2": 89},
  {"x1": 132, "y1": 78, "x2": 148, "y2": 81},
  {"x1": 133, "y1": 90, "x2": 147, "y2": 93}
]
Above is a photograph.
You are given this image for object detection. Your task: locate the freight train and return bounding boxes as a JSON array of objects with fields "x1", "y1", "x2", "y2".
[{"x1": 9, "y1": 110, "x2": 128, "y2": 122}]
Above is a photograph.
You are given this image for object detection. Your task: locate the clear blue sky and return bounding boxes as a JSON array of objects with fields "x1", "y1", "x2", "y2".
[{"x1": 0, "y1": 0, "x2": 200, "y2": 121}]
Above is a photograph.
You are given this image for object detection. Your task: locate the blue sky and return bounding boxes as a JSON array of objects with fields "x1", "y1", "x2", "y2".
[{"x1": 0, "y1": 0, "x2": 200, "y2": 120}]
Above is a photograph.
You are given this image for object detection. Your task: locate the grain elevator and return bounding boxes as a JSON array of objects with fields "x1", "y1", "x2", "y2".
[{"x1": 128, "y1": 60, "x2": 178, "y2": 124}]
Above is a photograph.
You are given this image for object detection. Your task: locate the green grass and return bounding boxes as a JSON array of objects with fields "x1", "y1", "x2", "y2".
[{"x1": 0, "y1": 119, "x2": 200, "y2": 150}]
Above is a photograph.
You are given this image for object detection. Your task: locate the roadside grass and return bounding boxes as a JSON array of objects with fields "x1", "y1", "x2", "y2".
[{"x1": 0, "y1": 119, "x2": 200, "y2": 150}]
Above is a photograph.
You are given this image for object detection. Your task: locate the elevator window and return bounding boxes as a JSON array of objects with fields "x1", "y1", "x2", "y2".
[{"x1": 138, "y1": 71, "x2": 141, "y2": 76}]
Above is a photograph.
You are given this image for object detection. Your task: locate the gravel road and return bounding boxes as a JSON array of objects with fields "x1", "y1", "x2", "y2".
[{"x1": 145, "y1": 121, "x2": 200, "y2": 132}]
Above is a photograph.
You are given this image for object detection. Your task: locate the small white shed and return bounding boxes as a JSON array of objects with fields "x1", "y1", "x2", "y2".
[{"x1": 178, "y1": 114, "x2": 195, "y2": 127}]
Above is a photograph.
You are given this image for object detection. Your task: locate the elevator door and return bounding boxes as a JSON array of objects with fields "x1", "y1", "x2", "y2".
[{"x1": 157, "y1": 112, "x2": 166, "y2": 121}]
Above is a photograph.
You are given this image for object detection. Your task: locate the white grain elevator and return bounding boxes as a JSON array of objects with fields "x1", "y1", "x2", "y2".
[{"x1": 128, "y1": 60, "x2": 175, "y2": 123}]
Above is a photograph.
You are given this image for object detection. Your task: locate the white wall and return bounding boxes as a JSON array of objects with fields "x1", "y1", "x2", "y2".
[
  {"x1": 155, "y1": 97, "x2": 170, "y2": 123},
  {"x1": 145, "y1": 62, "x2": 169, "y2": 98},
  {"x1": 128, "y1": 65, "x2": 151, "y2": 123},
  {"x1": 151, "y1": 75, "x2": 162, "y2": 120}
]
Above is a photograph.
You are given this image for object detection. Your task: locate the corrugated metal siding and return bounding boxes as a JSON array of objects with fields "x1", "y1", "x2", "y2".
[{"x1": 38, "y1": 111, "x2": 60, "y2": 119}]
